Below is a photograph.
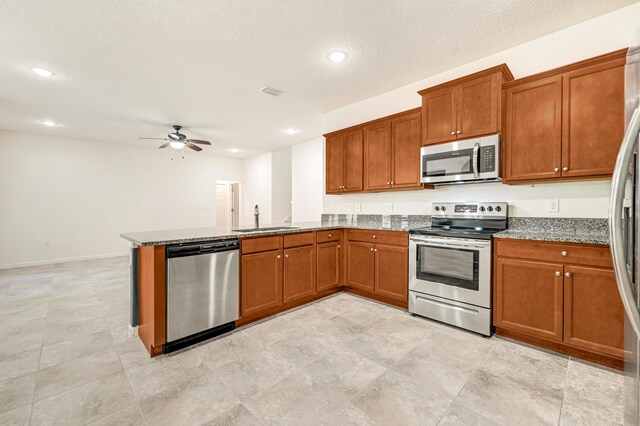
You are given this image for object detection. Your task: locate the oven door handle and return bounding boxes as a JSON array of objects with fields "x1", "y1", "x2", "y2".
[
  {"x1": 410, "y1": 239, "x2": 489, "y2": 251},
  {"x1": 472, "y1": 142, "x2": 480, "y2": 178}
]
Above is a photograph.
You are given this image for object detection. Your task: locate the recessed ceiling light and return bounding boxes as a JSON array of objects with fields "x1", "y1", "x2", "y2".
[
  {"x1": 284, "y1": 128, "x2": 298, "y2": 135},
  {"x1": 327, "y1": 50, "x2": 347, "y2": 63},
  {"x1": 228, "y1": 148, "x2": 240, "y2": 153},
  {"x1": 29, "y1": 67, "x2": 55, "y2": 77},
  {"x1": 40, "y1": 120, "x2": 57, "y2": 127}
]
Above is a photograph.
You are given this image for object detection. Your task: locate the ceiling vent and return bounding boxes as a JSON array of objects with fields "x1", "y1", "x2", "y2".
[{"x1": 261, "y1": 86, "x2": 285, "y2": 97}]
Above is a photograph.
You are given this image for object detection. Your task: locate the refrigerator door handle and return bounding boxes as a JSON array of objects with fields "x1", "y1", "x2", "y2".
[{"x1": 610, "y1": 106, "x2": 640, "y2": 336}]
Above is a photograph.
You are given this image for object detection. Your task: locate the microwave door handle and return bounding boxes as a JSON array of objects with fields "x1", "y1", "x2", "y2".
[{"x1": 472, "y1": 143, "x2": 480, "y2": 178}]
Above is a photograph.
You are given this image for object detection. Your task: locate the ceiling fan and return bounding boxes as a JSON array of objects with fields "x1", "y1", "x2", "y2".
[{"x1": 139, "y1": 125, "x2": 212, "y2": 152}]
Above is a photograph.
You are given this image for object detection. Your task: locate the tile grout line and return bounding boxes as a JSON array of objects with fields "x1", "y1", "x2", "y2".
[
  {"x1": 436, "y1": 336, "x2": 497, "y2": 425},
  {"x1": 557, "y1": 359, "x2": 571, "y2": 426}
]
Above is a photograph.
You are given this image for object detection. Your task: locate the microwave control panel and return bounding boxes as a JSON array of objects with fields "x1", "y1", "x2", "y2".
[{"x1": 479, "y1": 146, "x2": 496, "y2": 173}]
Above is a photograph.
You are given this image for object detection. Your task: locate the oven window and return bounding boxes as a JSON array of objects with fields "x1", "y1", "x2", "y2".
[
  {"x1": 416, "y1": 245, "x2": 479, "y2": 291},
  {"x1": 422, "y1": 148, "x2": 474, "y2": 177}
]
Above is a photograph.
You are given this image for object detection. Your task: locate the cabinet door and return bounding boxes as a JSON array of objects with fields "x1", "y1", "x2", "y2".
[
  {"x1": 563, "y1": 266, "x2": 624, "y2": 359},
  {"x1": 241, "y1": 251, "x2": 282, "y2": 317},
  {"x1": 391, "y1": 112, "x2": 422, "y2": 189},
  {"x1": 326, "y1": 134, "x2": 344, "y2": 194},
  {"x1": 346, "y1": 241, "x2": 375, "y2": 292},
  {"x1": 343, "y1": 129, "x2": 364, "y2": 192},
  {"x1": 505, "y1": 76, "x2": 562, "y2": 182},
  {"x1": 374, "y1": 244, "x2": 408, "y2": 302},
  {"x1": 283, "y1": 245, "x2": 315, "y2": 304},
  {"x1": 562, "y1": 58, "x2": 625, "y2": 178},
  {"x1": 316, "y1": 241, "x2": 341, "y2": 292},
  {"x1": 422, "y1": 86, "x2": 457, "y2": 145},
  {"x1": 364, "y1": 121, "x2": 392, "y2": 191},
  {"x1": 457, "y1": 74, "x2": 499, "y2": 139},
  {"x1": 494, "y1": 258, "x2": 564, "y2": 341}
]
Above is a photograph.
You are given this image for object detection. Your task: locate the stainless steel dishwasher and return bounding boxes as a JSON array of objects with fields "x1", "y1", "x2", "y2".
[{"x1": 165, "y1": 238, "x2": 239, "y2": 353}]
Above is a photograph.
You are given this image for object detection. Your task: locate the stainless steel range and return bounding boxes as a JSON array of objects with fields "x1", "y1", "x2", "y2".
[{"x1": 409, "y1": 202, "x2": 508, "y2": 336}]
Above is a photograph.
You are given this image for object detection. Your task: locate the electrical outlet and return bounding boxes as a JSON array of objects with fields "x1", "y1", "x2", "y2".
[
  {"x1": 547, "y1": 199, "x2": 559, "y2": 213},
  {"x1": 355, "y1": 204, "x2": 362, "y2": 213}
]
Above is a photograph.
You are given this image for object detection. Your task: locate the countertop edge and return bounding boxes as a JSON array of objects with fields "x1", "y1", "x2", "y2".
[{"x1": 493, "y1": 231, "x2": 609, "y2": 246}]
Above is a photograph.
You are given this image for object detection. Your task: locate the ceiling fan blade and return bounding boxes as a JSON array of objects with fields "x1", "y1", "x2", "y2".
[
  {"x1": 139, "y1": 137, "x2": 169, "y2": 140},
  {"x1": 186, "y1": 142, "x2": 203, "y2": 152},
  {"x1": 158, "y1": 143, "x2": 170, "y2": 149},
  {"x1": 186, "y1": 139, "x2": 212, "y2": 145}
]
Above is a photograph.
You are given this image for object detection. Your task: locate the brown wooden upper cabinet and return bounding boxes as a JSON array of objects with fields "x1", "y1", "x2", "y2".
[
  {"x1": 326, "y1": 108, "x2": 422, "y2": 195},
  {"x1": 326, "y1": 128, "x2": 364, "y2": 194},
  {"x1": 364, "y1": 109, "x2": 422, "y2": 192},
  {"x1": 504, "y1": 49, "x2": 626, "y2": 183},
  {"x1": 418, "y1": 65, "x2": 514, "y2": 146}
]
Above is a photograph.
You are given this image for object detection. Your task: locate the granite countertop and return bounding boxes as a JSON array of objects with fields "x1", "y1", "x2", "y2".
[
  {"x1": 120, "y1": 220, "x2": 414, "y2": 247},
  {"x1": 493, "y1": 230, "x2": 609, "y2": 245},
  {"x1": 494, "y1": 217, "x2": 609, "y2": 245}
]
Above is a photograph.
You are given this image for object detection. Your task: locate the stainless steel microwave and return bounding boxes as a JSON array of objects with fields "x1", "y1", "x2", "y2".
[{"x1": 420, "y1": 134, "x2": 501, "y2": 185}]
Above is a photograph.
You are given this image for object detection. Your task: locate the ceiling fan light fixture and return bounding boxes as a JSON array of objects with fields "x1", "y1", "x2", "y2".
[{"x1": 169, "y1": 141, "x2": 186, "y2": 150}]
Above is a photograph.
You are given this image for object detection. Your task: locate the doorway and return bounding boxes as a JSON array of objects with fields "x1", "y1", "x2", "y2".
[{"x1": 216, "y1": 181, "x2": 240, "y2": 229}]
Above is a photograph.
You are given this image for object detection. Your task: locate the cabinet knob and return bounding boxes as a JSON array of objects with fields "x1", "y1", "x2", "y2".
[
  {"x1": 565, "y1": 272, "x2": 571, "y2": 278},
  {"x1": 387, "y1": 181, "x2": 390, "y2": 185},
  {"x1": 456, "y1": 130, "x2": 461, "y2": 134},
  {"x1": 554, "y1": 167, "x2": 559, "y2": 172},
  {"x1": 370, "y1": 248, "x2": 374, "y2": 252},
  {"x1": 285, "y1": 254, "x2": 289, "y2": 258},
  {"x1": 328, "y1": 234, "x2": 332, "y2": 237},
  {"x1": 556, "y1": 271, "x2": 561, "y2": 276},
  {"x1": 561, "y1": 251, "x2": 567, "y2": 256},
  {"x1": 337, "y1": 245, "x2": 341, "y2": 249},
  {"x1": 374, "y1": 248, "x2": 378, "y2": 252},
  {"x1": 390, "y1": 182, "x2": 394, "y2": 185},
  {"x1": 563, "y1": 166, "x2": 569, "y2": 172},
  {"x1": 451, "y1": 131, "x2": 455, "y2": 135},
  {"x1": 277, "y1": 255, "x2": 281, "y2": 259},
  {"x1": 372, "y1": 235, "x2": 376, "y2": 239}
]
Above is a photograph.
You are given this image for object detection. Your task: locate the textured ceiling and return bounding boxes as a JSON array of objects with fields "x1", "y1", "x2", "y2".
[{"x1": 0, "y1": 0, "x2": 636, "y2": 158}]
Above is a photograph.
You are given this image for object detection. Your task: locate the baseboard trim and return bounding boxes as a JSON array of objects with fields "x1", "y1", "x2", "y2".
[{"x1": 0, "y1": 252, "x2": 130, "y2": 270}]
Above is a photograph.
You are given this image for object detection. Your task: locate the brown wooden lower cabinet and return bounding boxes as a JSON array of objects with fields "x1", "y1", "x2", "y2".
[
  {"x1": 346, "y1": 241, "x2": 375, "y2": 292},
  {"x1": 494, "y1": 258, "x2": 564, "y2": 342},
  {"x1": 374, "y1": 243, "x2": 408, "y2": 302},
  {"x1": 316, "y1": 241, "x2": 341, "y2": 292},
  {"x1": 563, "y1": 265, "x2": 624, "y2": 359},
  {"x1": 241, "y1": 249, "x2": 283, "y2": 317},
  {"x1": 283, "y1": 245, "x2": 315, "y2": 304},
  {"x1": 494, "y1": 238, "x2": 624, "y2": 369}
]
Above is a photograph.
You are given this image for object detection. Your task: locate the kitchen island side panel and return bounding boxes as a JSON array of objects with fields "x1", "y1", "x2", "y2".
[{"x1": 138, "y1": 245, "x2": 166, "y2": 356}]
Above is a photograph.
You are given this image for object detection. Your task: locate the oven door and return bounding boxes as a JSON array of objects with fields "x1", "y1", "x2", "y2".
[{"x1": 409, "y1": 235, "x2": 491, "y2": 308}]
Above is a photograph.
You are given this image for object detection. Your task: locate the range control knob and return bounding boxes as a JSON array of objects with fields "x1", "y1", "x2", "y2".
[
  {"x1": 487, "y1": 206, "x2": 494, "y2": 212},
  {"x1": 434, "y1": 206, "x2": 440, "y2": 211},
  {"x1": 495, "y1": 206, "x2": 502, "y2": 212},
  {"x1": 441, "y1": 206, "x2": 446, "y2": 212},
  {"x1": 479, "y1": 206, "x2": 486, "y2": 212}
]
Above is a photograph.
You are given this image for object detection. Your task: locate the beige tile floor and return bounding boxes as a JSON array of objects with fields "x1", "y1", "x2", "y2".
[{"x1": 0, "y1": 256, "x2": 626, "y2": 425}]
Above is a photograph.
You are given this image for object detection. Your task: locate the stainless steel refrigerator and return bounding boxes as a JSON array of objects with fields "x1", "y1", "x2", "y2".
[{"x1": 611, "y1": 24, "x2": 640, "y2": 425}]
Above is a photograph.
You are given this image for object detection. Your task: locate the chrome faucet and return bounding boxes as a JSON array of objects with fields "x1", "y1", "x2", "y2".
[{"x1": 254, "y1": 205, "x2": 259, "y2": 229}]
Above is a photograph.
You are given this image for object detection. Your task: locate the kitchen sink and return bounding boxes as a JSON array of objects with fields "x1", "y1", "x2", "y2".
[{"x1": 232, "y1": 226, "x2": 299, "y2": 233}]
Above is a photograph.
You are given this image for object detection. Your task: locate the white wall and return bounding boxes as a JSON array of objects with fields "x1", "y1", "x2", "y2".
[
  {"x1": 0, "y1": 130, "x2": 244, "y2": 268},
  {"x1": 291, "y1": 138, "x2": 324, "y2": 222},
  {"x1": 241, "y1": 152, "x2": 272, "y2": 226},
  {"x1": 291, "y1": 4, "x2": 640, "y2": 219},
  {"x1": 271, "y1": 147, "x2": 292, "y2": 223}
]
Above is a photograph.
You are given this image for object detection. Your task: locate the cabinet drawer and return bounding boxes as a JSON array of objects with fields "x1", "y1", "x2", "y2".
[
  {"x1": 316, "y1": 230, "x2": 340, "y2": 244},
  {"x1": 496, "y1": 239, "x2": 612, "y2": 268},
  {"x1": 283, "y1": 232, "x2": 314, "y2": 248},
  {"x1": 347, "y1": 229, "x2": 408, "y2": 245},
  {"x1": 241, "y1": 235, "x2": 282, "y2": 254}
]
